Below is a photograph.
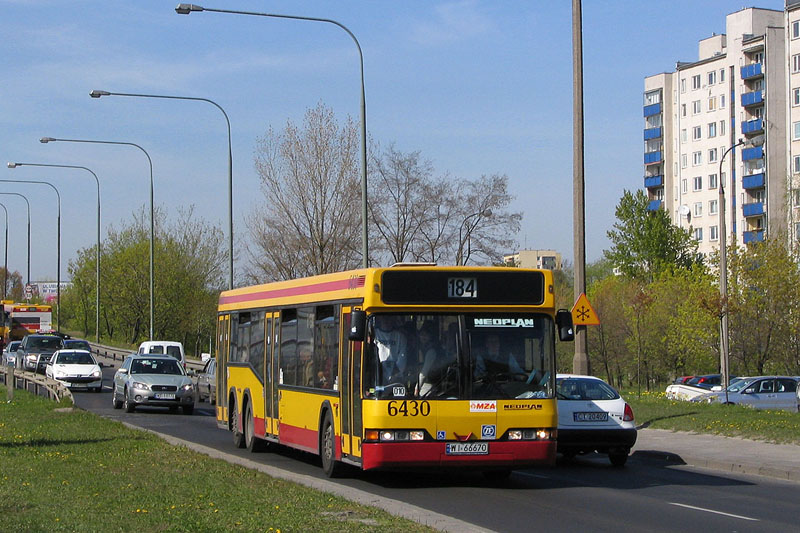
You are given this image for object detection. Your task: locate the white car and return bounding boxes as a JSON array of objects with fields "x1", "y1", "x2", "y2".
[
  {"x1": 45, "y1": 349, "x2": 103, "y2": 392},
  {"x1": 556, "y1": 374, "x2": 637, "y2": 467},
  {"x1": 692, "y1": 376, "x2": 799, "y2": 412},
  {"x1": 2, "y1": 340, "x2": 22, "y2": 367},
  {"x1": 136, "y1": 340, "x2": 186, "y2": 368}
]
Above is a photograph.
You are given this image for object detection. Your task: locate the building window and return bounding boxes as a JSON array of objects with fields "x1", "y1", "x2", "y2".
[
  {"x1": 794, "y1": 121, "x2": 800, "y2": 141},
  {"x1": 710, "y1": 225, "x2": 719, "y2": 241},
  {"x1": 708, "y1": 173, "x2": 718, "y2": 189},
  {"x1": 708, "y1": 71, "x2": 716, "y2": 85},
  {"x1": 720, "y1": 94, "x2": 725, "y2": 108},
  {"x1": 793, "y1": 189, "x2": 800, "y2": 207},
  {"x1": 681, "y1": 129, "x2": 687, "y2": 143},
  {"x1": 793, "y1": 20, "x2": 800, "y2": 40},
  {"x1": 692, "y1": 151, "x2": 702, "y2": 166},
  {"x1": 720, "y1": 68, "x2": 725, "y2": 82},
  {"x1": 681, "y1": 104, "x2": 687, "y2": 117},
  {"x1": 682, "y1": 154, "x2": 688, "y2": 169},
  {"x1": 708, "y1": 122, "x2": 717, "y2": 138},
  {"x1": 681, "y1": 78, "x2": 686, "y2": 93},
  {"x1": 694, "y1": 227, "x2": 703, "y2": 241},
  {"x1": 708, "y1": 148, "x2": 718, "y2": 162},
  {"x1": 707, "y1": 96, "x2": 716, "y2": 111},
  {"x1": 692, "y1": 75, "x2": 701, "y2": 90},
  {"x1": 720, "y1": 120, "x2": 726, "y2": 135},
  {"x1": 692, "y1": 126, "x2": 701, "y2": 140},
  {"x1": 692, "y1": 176, "x2": 702, "y2": 191},
  {"x1": 709, "y1": 199, "x2": 718, "y2": 214},
  {"x1": 796, "y1": 222, "x2": 800, "y2": 241},
  {"x1": 682, "y1": 178, "x2": 688, "y2": 193},
  {"x1": 795, "y1": 156, "x2": 800, "y2": 174},
  {"x1": 794, "y1": 88, "x2": 800, "y2": 107},
  {"x1": 694, "y1": 202, "x2": 703, "y2": 216},
  {"x1": 793, "y1": 54, "x2": 800, "y2": 73},
  {"x1": 692, "y1": 100, "x2": 701, "y2": 114}
]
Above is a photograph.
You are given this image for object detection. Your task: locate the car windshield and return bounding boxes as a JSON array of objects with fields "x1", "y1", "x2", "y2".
[
  {"x1": 556, "y1": 378, "x2": 620, "y2": 400},
  {"x1": 130, "y1": 358, "x2": 183, "y2": 375},
  {"x1": 56, "y1": 352, "x2": 95, "y2": 365},
  {"x1": 28, "y1": 337, "x2": 63, "y2": 351},
  {"x1": 728, "y1": 378, "x2": 756, "y2": 392},
  {"x1": 65, "y1": 340, "x2": 91, "y2": 350},
  {"x1": 363, "y1": 313, "x2": 556, "y2": 400},
  {"x1": 8, "y1": 342, "x2": 20, "y2": 351}
]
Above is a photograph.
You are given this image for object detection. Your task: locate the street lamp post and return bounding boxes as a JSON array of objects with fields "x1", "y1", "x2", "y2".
[
  {"x1": 7, "y1": 162, "x2": 101, "y2": 342},
  {"x1": 0, "y1": 203, "x2": 7, "y2": 299},
  {"x1": 89, "y1": 89, "x2": 234, "y2": 290},
  {"x1": 41, "y1": 136, "x2": 154, "y2": 340},
  {"x1": 176, "y1": 3, "x2": 370, "y2": 268},
  {"x1": 0, "y1": 176, "x2": 61, "y2": 331},
  {"x1": 0, "y1": 192, "x2": 30, "y2": 287},
  {"x1": 457, "y1": 209, "x2": 492, "y2": 266}
]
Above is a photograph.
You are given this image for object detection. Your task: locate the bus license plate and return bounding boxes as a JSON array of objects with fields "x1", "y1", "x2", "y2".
[
  {"x1": 155, "y1": 393, "x2": 175, "y2": 400},
  {"x1": 574, "y1": 412, "x2": 608, "y2": 422},
  {"x1": 446, "y1": 442, "x2": 488, "y2": 455}
]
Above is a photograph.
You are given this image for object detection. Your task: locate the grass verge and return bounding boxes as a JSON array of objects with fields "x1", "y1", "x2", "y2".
[
  {"x1": 0, "y1": 386, "x2": 433, "y2": 533},
  {"x1": 625, "y1": 390, "x2": 800, "y2": 445}
]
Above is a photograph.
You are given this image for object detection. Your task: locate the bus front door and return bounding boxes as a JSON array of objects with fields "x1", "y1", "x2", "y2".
[
  {"x1": 339, "y1": 307, "x2": 363, "y2": 460},
  {"x1": 216, "y1": 314, "x2": 230, "y2": 429}
]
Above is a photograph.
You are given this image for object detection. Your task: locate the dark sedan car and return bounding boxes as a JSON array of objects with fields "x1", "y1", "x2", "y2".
[
  {"x1": 17, "y1": 334, "x2": 64, "y2": 373},
  {"x1": 196, "y1": 357, "x2": 216, "y2": 404}
]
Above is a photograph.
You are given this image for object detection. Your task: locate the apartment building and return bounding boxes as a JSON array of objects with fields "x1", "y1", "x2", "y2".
[
  {"x1": 644, "y1": 6, "x2": 789, "y2": 256},
  {"x1": 503, "y1": 249, "x2": 562, "y2": 270}
]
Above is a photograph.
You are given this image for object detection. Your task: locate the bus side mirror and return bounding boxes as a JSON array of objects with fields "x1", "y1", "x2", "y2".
[
  {"x1": 556, "y1": 309, "x2": 575, "y2": 342},
  {"x1": 349, "y1": 310, "x2": 367, "y2": 342}
]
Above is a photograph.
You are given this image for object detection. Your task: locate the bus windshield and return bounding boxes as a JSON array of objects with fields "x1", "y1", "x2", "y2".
[{"x1": 364, "y1": 313, "x2": 555, "y2": 401}]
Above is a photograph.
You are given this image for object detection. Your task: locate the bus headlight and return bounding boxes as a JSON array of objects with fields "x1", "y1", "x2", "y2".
[
  {"x1": 507, "y1": 428, "x2": 555, "y2": 440},
  {"x1": 365, "y1": 429, "x2": 426, "y2": 442}
]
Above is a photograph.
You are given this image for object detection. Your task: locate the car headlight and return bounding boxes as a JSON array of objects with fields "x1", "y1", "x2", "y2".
[
  {"x1": 132, "y1": 381, "x2": 150, "y2": 390},
  {"x1": 26, "y1": 354, "x2": 38, "y2": 362},
  {"x1": 181, "y1": 383, "x2": 193, "y2": 392},
  {"x1": 91, "y1": 370, "x2": 101, "y2": 378},
  {"x1": 54, "y1": 370, "x2": 66, "y2": 378}
]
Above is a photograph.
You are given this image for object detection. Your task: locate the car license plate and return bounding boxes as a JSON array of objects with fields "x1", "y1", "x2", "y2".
[
  {"x1": 155, "y1": 393, "x2": 175, "y2": 400},
  {"x1": 445, "y1": 442, "x2": 489, "y2": 455},
  {"x1": 574, "y1": 412, "x2": 608, "y2": 422}
]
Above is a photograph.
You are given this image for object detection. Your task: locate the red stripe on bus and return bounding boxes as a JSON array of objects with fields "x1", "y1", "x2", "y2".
[
  {"x1": 278, "y1": 423, "x2": 322, "y2": 454},
  {"x1": 360, "y1": 440, "x2": 555, "y2": 470},
  {"x1": 220, "y1": 277, "x2": 365, "y2": 306}
]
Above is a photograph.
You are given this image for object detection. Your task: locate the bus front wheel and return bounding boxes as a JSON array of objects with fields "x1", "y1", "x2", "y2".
[{"x1": 320, "y1": 410, "x2": 343, "y2": 478}]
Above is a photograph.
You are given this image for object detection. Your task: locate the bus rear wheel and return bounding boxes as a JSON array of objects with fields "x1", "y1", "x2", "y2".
[
  {"x1": 231, "y1": 398, "x2": 245, "y2": 449},
  {"x1": 245, "y1": 402, "x2": 266, "y2": 452},
  {"x1": 320, "y1": 410, "x2": 343, "y2": 478}
]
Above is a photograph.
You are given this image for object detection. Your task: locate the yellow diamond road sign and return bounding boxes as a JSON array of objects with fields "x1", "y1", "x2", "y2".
[{"x1": 571, "y1": 293, "x2": 600, "y2": 326}]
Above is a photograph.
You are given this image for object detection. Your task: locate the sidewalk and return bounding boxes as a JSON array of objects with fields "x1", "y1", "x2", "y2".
[{"x1": 633, "y1": 428, "x2": 800, "y2": 482}]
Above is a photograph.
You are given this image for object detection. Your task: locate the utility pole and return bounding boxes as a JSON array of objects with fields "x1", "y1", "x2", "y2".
[{"x1": 572, "y1": 0, "x2": 589, "y2": 375}]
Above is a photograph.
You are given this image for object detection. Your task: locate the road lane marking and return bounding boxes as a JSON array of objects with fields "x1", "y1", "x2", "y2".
[{"x1": 669, "y1": 502, "x2": 759, "y2": 521}]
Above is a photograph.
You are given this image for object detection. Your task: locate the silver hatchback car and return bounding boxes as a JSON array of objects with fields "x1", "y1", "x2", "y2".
[{"x1": 112, "y1": 354, "x2": 194, "y2": 414}]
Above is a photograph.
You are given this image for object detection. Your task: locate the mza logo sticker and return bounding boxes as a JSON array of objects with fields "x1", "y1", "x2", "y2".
[
  {"x1": 436, "y1": 430, "x2": 446, "y2": 440},
  {"x1": 470, "y1": 400, "x2": 497, "y2": 413},
  {"x1": 481, "y1": 425, "x2": 496, "y2": 439}
]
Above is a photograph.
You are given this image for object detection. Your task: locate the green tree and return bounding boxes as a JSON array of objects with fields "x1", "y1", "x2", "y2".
[{"x1": 605, "y1": 190, "x2": 700, "y2": 281}]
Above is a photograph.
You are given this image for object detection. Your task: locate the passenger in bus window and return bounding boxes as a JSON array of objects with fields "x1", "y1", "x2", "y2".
[
  {"x1": 474, "y1": 333, "x2": 523, "y2": 380},
  {"x1": 373, "y1": 315, "x2": 408, "y2": 384},
  {"x1": 299, "y1": 345, "x2": 314, "y2": 387}
]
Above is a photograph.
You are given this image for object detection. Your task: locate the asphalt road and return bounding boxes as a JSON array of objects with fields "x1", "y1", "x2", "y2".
[{"x1": 72, "y1": 363, "x2": 800, "y2": 533}]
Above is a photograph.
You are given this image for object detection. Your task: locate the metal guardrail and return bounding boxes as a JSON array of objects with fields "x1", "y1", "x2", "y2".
[{"x1": 1, "y1": 365, "x2": 73, "y2": 404}]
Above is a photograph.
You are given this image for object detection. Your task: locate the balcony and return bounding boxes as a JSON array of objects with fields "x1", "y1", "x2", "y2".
[
  {"x1": 741, "y1": 146, "x2": 763, "y2": 161},
  {"x1": 644, "y1": 175, "x2": 663, "y2": 188},
  {"x1": 644, "y1": 127, "x2": 662, "y2": 140},
  {"x1": 741, "y1": 90, "x2": 764, "y2": 107},
  {"x1": 643, "y1": 102, "x2": 661, "y2": 117},
  {"x1": 742, "y1": 172, "x2": 765, "y2": 190},
  {"x1": 741, "y1": 118, "x2": 763, "y2": 135},
  {"x1": 740, "y1": 63, "x2": 763, "y2": 79},
  {"x1": 742, "y1": 202, "x2": 765, "y2": 217},
  {"x1": 647, "y1": 200, "x2": 663, "y2": 211},
  {"x1": 644, "y1": 151, "x2": 662, "y2": 165},
  {"x1": 743, "y1": 230, "x2": 765, "y2": 243}
]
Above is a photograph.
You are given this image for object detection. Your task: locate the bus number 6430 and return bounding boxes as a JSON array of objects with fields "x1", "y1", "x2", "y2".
[{"x1": 387, "y1": 400, "x2": 431, "y2": 417}]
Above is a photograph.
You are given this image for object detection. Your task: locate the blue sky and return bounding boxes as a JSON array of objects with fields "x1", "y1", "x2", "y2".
[{"x1": 0, "y1": 0, "x2": 787, "y2": 283}]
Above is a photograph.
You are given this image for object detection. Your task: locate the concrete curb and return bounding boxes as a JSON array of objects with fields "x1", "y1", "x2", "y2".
[
  {"x1": 121, "y1": 422, "x2": 496, "y2": 533},
  {"x1": 635, "y1": 449, "x2": 800, "y2": 482}
]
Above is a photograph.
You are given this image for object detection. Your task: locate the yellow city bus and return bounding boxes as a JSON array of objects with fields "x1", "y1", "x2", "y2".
[
  {"x1": 216, "y1": 265, "x2": 574, "y2": 477},
  {"x1": 1, "y1": 301, "x2": 53, "y2": 343}
]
